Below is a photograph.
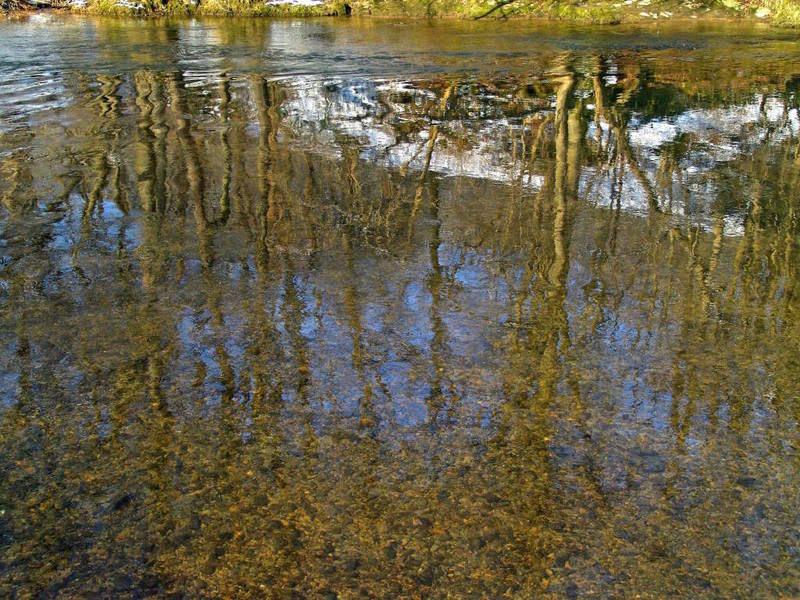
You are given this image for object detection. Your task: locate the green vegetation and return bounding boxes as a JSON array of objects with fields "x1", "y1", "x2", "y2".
[
  {"x1": 82, "y1": 0, "x2": 339, "y2": 16},
  {"x1": 2, "y1": 0, "x2": 800, "y2": 26},
  {"x1": 761, "y1": 0, "x2": 800, "y2": 24}
]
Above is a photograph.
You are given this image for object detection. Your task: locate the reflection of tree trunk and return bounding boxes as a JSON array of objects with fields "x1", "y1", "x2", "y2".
[
  {"x1": 133, "y1": 73, "x2": 191, "y2": 575},
  {"x1": 134, "y1": 72, "x2": 172, "y2": 291},
  {"x1": 166, "y1": 71, "x2": 210, "y2": 268},
  {"x1": 97, "y1": 75, "x2": 122, "y2": 118},
  {"x1": 336, "y1": 139, "x2": 378, "y2": 430},
  {"x1": 282, "y1": 253, "x2": 312, "y2": 401},
  {"x1": 566, "y1": 100, "x2": 584, "y2": 203},
  {"x1": 84, "y1": 151, "x2": 109, "y2": 221},
  {"x1": 619, "y1": 127, "x2": 660, "y2": 212},
  {"x1": 343, "y1": 238, "x2": 376, "y2": 432},
  {"x1": 218, "y1": 73, "x2": 232, "y2": 225},
  {"x1": 151, "y1": 74, "x2": 168, "y2": 215},
  {"x1": 244, "y1": 253, "x2": 286, "y2": 483},
  {"x1": 592, "y1": 71, "x2": 660, "y2": 213},
  {"x1": 77, "y1": 75, "x2": 125, "y2": 237},
  {"x1": 705, "y1": 212, "x2": 724, "y2": 296},
  {"x1": 251, "y1": 75, "x2": 283, "y2": 268},
  {"x1": 525, "y1": 114, "x2": 552, "y2": 184},
  {"x1": 301, "y1": 157, "x2": 318, "y2": 253},
  {"x1": 407, "y1": 85, "x2": 454, "y2": 249},
  {"x1": 426, "y1": 177, "x2": 447, "y2": 427},
  {"x1": 592, "y1": 61, "x2": 605, "y2": 144},
  {"x1": 504, "y1": 69, "x2": 578, "y2": 498},
  {"x1": 407, "y1": 124, "x2": 439, "y2": 248},
  {"x1": 548, "y1": 74, "x2": 574, "y2": 288},
  {"x1": 109, "y1": 154, "x2": 127, "y2": 215},
  {"x1": 134, "y1": 72, "x2": 158, "y2": 213}
]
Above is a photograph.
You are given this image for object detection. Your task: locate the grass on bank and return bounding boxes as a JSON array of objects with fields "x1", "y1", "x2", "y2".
[
  {"x1": 351, "y1": 0, "x2": 800, "y2": 23},
  {"x1": 759, "y1": 0, "x2": 800, "y2": 24},
  {"x1": 2, "y1": 0, "x2": 800, "y2": 26},
  {"x1": 80, "y1": 0, "x2": 342, "y2": 16}
]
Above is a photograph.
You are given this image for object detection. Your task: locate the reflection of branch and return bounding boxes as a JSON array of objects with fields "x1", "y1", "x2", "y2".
[
  {"x1": 523, "y1": 114, "x2": 552, "y2": 183},
  {"x1": 406, "y1": 125, "x2": 440, "y2": 248},
  {"x1": 474, "y1": 0, "x2": 516, "y2": 19},
  {"x1": 592, "y1": 74, "x2": 660, "y2": 213},
  {"x1": 608, "y1": 119, "x2": 660, "y2": 212},
  {"x1": 617, "y1": 130, "x2": 660, "y2": 212},
  {"x1": 218, "y1": 74, "x2": 232, "y2": 225}
]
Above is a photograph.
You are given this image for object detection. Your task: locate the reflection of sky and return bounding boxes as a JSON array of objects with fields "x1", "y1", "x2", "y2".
[
  {"x1": 279, "y1": 77, "x2": 796, "y2": 234},
  {"x1": 0, "y1": 67, "x2": 68, "y2": 134},
  {"x1": 628, "y1": 97, "x2": 800, "y2": 155},
  {"x1": 0, "y1": 19, "x2": 795, "y2": 433}
]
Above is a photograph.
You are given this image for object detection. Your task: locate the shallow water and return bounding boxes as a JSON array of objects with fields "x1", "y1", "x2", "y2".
[{"x1": 1, "y1": 14, "x2": 800, "y2": 598}]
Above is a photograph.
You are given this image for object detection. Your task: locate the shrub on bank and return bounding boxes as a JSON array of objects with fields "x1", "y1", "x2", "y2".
[{"x1": 3, "y1": 0, "x2": 799, "y2": 27}]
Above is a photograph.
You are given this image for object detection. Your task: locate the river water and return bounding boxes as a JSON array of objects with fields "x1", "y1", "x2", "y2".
[{"x1": 1, "y1": 14, "x2": 799, "y2": 598}]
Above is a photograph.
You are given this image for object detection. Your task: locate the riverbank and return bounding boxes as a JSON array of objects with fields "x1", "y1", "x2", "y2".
[{"x1": 2, "y1": 0, "x2": 798, "y2": 26}]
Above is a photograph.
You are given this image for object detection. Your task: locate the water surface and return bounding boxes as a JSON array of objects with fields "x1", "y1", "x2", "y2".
[{"x1": 1, "y1": 15, "x2": 800, "y2": 598}]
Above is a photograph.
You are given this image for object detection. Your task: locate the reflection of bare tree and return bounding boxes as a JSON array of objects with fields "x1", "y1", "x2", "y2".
[
  {"x1": 218, "y1": 73, "x2": 233, "y2": 225},
  {"x1": 167, "y1": 71, "x2": 212, "y2": 268},
  {"x1": 134, "y1": 72, "x2": 166, "y2": 214},
  {"x1": 590, "y1": 60, "x2": 660, "y2": 213},
  {"x1": 0, "y1": 141, "x2": 34, "y2": 214},
  {"x1": 425, "y1": 177, "x2": 448, "y2": 427},
  {"x1": 251, "y1": 75, "x2": 284, "y2": 264}
]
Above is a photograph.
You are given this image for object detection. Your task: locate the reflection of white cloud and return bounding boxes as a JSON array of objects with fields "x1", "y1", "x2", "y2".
[
  {"x1": 584, "y1": 97, "x2": 799, "y2": 235},
  {"x1": 277, "y1": 78, "x2": 792, "y2": 237},
  {"x1": 628, "y1": 98, "x2": 799, "y2": 158},
  {"x1": 280, "y1": 78, "x2": 540, "y2": 187}
]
